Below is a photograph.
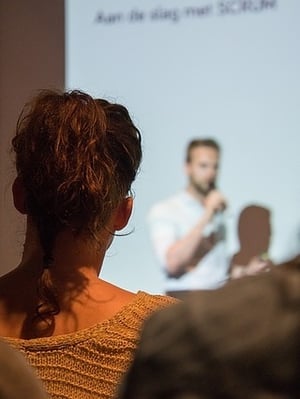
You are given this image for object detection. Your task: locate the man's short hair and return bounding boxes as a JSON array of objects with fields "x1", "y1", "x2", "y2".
[{"x1": 186, "y1": 138, "x2": 220, "y2": 163}]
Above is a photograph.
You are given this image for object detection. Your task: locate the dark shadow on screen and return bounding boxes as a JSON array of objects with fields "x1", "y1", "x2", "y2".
[{"x1": 229, "y1": 204, "x2": 273, "y2": 273}]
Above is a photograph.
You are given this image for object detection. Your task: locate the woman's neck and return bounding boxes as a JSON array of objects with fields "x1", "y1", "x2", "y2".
[
  {"x1": 0, "y1": 222, "x2": 133, "y2": 338},
  {"x1": 20, "y1": 221, "x2": 108, "y2": 280}
]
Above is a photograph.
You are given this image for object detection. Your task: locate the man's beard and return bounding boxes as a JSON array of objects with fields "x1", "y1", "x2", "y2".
[{"x1": 190, "y1": 178, "x2": 215, "y2": 196}]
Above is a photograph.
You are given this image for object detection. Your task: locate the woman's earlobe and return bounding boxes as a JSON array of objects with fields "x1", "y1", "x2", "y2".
[
  {"x1": 12, "y1": 176, "x2": 27, "y2": 214},
  {"x1": 113, "y1": 197, "x2": 133, "y2": 231}
]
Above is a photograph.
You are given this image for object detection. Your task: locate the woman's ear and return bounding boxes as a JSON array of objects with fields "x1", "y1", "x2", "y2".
[
  {"x1": 113, "y1": 197, "x2": 133, "y2": 231},
  {"x1": 12, "y1": 176, "x2": 27, "y2": 214}
]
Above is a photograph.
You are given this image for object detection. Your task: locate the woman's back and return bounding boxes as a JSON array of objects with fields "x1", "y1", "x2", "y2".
[
  {"x1": 1, "y1": 89, "x2": 177, "y2": 398},
  {"x1": 2, "y1": 291, "x2": 174, "y2": 399}
]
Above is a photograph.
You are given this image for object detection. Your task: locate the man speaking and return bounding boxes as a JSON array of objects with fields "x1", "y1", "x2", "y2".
[{"x1": 148, "y1": 138, "x2": 228, "y2": 299}]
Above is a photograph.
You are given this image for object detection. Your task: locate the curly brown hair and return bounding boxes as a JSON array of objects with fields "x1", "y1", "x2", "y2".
[{"x1": 12, "y1": 89, "x2": 142, "y2": 334}]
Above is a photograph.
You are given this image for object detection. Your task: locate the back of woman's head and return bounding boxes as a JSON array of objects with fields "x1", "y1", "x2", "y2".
[
  {"x1": 12, "y1": 90, "x2": 142, "y2": 333},
  {"x1": 12, "y1": 90, "x2": 142, "y2": 258}
]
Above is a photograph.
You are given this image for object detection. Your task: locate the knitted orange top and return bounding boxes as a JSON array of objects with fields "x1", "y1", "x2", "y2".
[{"x1": 3, "y1": 291, "x2": 177, "y2": 399}]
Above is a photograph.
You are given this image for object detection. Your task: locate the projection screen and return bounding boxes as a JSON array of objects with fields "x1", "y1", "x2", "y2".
[{"x1": 65, "y1": 0, "x2": 300, "y2": 293}]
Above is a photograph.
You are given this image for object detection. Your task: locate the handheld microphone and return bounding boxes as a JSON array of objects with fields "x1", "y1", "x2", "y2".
[{"x1": 209, "y1": 181, "x2": 226, "y2": 212}]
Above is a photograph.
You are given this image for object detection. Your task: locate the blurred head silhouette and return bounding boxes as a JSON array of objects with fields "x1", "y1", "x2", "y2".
[
  {"x1": 118, "y1": 264, "x2": 300, "y2": 399},
  {"x1": 0, "y1": 341, "x2": 48, "y2": 398}
]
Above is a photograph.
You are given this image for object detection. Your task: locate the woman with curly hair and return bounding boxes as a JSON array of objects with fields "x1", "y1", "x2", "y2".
[{"x1": 0, "y1": 90, "x2": 176, "y2": 399}]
